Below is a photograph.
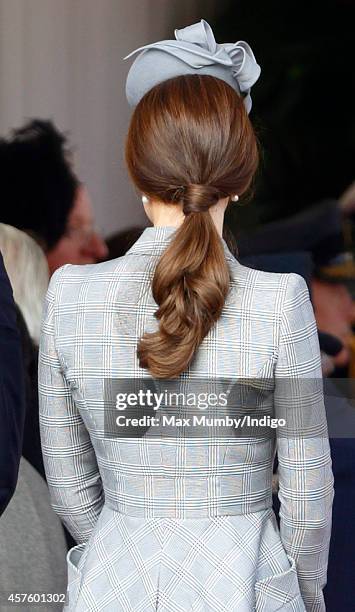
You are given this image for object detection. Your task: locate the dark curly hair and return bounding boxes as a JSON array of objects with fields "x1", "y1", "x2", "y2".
[{"x1": 0, "y1": 119, "x2": 79, "y2": 250}]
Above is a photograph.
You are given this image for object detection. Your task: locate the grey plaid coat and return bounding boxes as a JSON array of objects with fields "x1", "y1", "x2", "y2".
[{"x1": 38, "y1": 226, "x2": 334, "y2": 612}]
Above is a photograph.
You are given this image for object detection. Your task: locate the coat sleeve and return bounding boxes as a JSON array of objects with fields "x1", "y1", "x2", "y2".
[
  {"x1": 38, "y1": 265, "x2": 104, "y2": 544},
  {"x1": 274, "y1": 273, "x2": 334, "y2": 612},
  {"x1": 0, "y1": 252, "x2": 25, "y2": 515}
]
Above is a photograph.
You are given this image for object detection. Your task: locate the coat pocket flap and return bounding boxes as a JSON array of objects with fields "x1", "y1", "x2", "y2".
[
  {"x1": 64, "y1": 542, "x2": 86, "y2": 610},
  {"x1": 255, "y1": 555, "x2": 306, "y2": 611}
]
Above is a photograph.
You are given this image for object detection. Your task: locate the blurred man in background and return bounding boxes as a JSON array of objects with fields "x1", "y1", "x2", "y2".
[{"x1": 0, "y1": 119, "x2": 108, "y2": 274}]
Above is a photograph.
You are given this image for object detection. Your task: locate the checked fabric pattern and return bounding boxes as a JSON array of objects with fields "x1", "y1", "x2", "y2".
[{"x1": 38, "y1": 226, "x2": 334, "y2": 611}]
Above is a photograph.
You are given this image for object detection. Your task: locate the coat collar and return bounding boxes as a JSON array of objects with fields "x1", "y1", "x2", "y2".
[{"x1": 126, "y1": 225, "x2": 238, "y2": 264}]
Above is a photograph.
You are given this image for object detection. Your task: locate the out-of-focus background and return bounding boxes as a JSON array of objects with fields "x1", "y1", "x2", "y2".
[{"x1": 0, "y1": 0, "x2": 225, "y2": 233}]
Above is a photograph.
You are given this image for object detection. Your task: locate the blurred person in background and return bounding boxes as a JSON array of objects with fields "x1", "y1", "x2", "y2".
[
  {"x1": 0, "y1": 119, "x2": 108, "y2": 275},
  {"x1": 0, "y1": 251, "x2": 25, "y2": 516},
  {"x1": 0, "y1": 245, "x2": 67, "y2": 608},
  {"x1": 0, "y1": 223, "x2": 49, "y2": 345},
  {"x1": 0, "y1": 224, "x2": 71, "y2": 598},
  {"x1": 0, "y1": 223, "x2": 49, "y2": 477},
  {"x1": 233, "y1": 198, "x2": 355, "y2": 373}
]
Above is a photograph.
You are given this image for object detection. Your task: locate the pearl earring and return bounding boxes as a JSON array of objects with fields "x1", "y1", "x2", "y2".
[
  {"x1": 231, "y1": 194, "x2": 239, "y2": 202},
  {"x1": 142, "y1": 194, "x2": 149, "y2": 205}
]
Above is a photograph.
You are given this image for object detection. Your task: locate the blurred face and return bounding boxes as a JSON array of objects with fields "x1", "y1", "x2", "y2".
[{"x1": 46, "y1": 184, "x2": 108, "y2": 274}]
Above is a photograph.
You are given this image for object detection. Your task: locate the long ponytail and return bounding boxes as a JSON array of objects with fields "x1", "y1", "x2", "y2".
[
  {"x1": 125, "y1": 75, "x2": 259, "y2": 378},
  {"x1": 138, "y1": 185, "x2": 230, "y2": 377}
]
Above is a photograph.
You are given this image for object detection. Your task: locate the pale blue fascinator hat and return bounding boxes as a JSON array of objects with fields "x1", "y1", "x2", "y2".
[{"x1": 123, "y1": 19, "x2": 261, "y2": 114}]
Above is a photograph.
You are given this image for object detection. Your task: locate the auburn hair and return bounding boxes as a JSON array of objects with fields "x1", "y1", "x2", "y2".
[{"x1": 125, "y1": 75, "x2": 259, "y2": 378}]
